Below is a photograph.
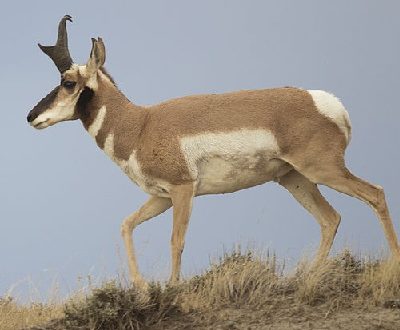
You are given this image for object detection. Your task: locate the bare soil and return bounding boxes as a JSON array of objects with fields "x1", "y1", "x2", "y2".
[{"x1": 157, "y1": 305, "x2": 400, "y2": 330}]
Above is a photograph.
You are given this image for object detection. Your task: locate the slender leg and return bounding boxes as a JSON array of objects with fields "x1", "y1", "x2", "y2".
[
  {"x1": 121, "y1": 196, "x2": 172, "y2": 286},
  {"x1": 315, "y1": 169, "x2": 400, "y2": 259},
  {"x1": 279, "y1": 170, "x2": 341, "y2": 264},
  {"x1": 169, "y1": 182, "x2": 195, "y2": 283},
  {"x1": 285, "y1": 154, "x2": 400, "y2": 260}
]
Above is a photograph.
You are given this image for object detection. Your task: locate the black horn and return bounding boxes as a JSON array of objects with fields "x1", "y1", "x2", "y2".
[{"x1": 38, "y1": 15, "x2": 73, "y2": 73}]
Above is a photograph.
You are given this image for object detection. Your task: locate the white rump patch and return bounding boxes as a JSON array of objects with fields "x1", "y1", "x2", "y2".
[
  {"x1": 88, "y1": 106, "x2": 106, "y2": 138},
  {"x1": 308, "y1": 90, "x2": 351, "y2": 143}
]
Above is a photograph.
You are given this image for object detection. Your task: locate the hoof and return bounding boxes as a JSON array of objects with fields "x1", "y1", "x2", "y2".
[
  {"x1": 132, "y1": 277, "x2": 149, "y2": 291},
  {"x1": 167, "y1": 275, "x2": 180, "y2": 286}
]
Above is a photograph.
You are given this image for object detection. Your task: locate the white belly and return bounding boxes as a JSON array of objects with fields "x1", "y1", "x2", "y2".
[
  {"x1": 195, "y1": 155, "x2": 291, "y2": 195},
  {"x1": 102, "y1": 129, "x2": 292, "y2": 197},
  {"x1": 180, "y1": 129, "x2": 291, "y2": 195}
]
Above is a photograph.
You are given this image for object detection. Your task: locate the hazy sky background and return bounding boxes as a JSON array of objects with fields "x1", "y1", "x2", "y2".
[{"x1": 1, "y1": 1, "x2": 400, "y2": 300}]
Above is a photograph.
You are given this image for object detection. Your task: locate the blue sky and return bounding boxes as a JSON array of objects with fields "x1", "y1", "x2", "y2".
[{"x1": 1, "y1": 1, "x2": 400, "y2": 300}]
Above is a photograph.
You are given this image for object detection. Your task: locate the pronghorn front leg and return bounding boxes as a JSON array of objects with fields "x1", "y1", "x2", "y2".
[
  {"x1": 169, "y1": 183, "x2": 195, "y2": 283},
  {"x1": 121, "y1": 196, "x2": 172, "y2": 287}
]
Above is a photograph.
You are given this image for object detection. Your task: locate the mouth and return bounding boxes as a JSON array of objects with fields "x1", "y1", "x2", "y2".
[{"x1": 31, "y1": 118, "x2": 51, "y2": 130}]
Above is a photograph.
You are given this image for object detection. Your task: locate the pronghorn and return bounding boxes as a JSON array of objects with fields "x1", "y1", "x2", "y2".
[{"x1": 27, "y1": 16, "x2": 400, "y2": 287}]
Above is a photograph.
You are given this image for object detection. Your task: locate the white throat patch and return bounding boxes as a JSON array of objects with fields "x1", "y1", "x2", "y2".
[
  {"x1": 88, "y1": 106, "x2": 107, "y2": 138},
  {"x1": 31, "y1": 92, "x2": 80, "y2": 129}
]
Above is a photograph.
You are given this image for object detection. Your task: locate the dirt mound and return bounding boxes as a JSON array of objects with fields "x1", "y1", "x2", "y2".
[{"x1": 2, "y1": 250, "x2": 400, "y2": 329}]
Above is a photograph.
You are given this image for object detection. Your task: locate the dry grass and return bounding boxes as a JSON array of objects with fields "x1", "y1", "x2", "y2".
[
  {"x1": 0, "y1": 297, "x2": 63, "y2": 330},
  {"x1": 2, "y1": 249, "x2": 400, "y2": 329}
]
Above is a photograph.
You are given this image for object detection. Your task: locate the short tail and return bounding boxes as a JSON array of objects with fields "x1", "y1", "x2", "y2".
[{"x1": 308, "y1": 90, "x2": 352, "y2": 145}]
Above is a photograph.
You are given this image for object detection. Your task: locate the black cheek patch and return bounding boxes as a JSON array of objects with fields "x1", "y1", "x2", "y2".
[{"x1": 76, "y1": 87, "x2": 94, "y2": 121}]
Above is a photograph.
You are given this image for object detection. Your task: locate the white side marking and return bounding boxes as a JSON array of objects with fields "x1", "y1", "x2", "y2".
[
  {"x1": 88, "y1": 106, "x2": 106, "y2": 138},
  {"x1": 99, "y1": 132, "x2": 148, "y2": 190},
  {"x1": 102, "y1": 134, "x2": 145, "y2": 189},
  {"x1": 126, "y1": 151, "x2": 146, "y2": 186},
  {"x1": 103, "y1": 133, "x2": 115, "y2": 159},
  {"x1": 123, "y1": 151, "x2": 172, "y2": 196},
  {"x1": 180, "y1": 129, "x2": 280, "y2": 178},
  {"x1": 106, "y1": 147, "x2": 171, "y2": 196},
  {"x1": 308, "y1": 90, "x2": 351, "y2": 143}
]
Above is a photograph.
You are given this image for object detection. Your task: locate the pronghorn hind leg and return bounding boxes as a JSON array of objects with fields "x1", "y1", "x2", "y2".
[
  {"x1": 323, "y1": 170, "x2": 400, "y2": 259},
  {"x1": 169, "y1": 182, "x2": 195, "y2": 283},
  {"x1": 121, "y1": 196, "x2": 172, "y2": 287},
  {"x1": 279, "y1": 170, "x2": 341, "y2": 264},
  {"x1": 286, "y1": 156, "x2": 400, "y2": 259}
]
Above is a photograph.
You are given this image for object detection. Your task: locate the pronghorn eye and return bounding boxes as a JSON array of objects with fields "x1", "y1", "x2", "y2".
[{"x1": 62, "y1": 80, "x2": 76, "y2": 89}]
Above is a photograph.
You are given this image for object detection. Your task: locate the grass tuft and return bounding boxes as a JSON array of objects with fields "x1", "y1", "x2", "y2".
[
  {"x1": 0, "y1": 296, "x2": 62, "y2": 330},
  {"x1": 2, "y1": 249, "x2": 400, "y2": 329},
  {"x1": 52, "y1": 282, "x2": 181, "y2": 329}
]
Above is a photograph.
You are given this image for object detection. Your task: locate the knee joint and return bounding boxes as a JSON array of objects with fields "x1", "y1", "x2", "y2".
[
  {"x1": 120, "y1": 216, "x2": 138, "y2": 236},
  {"x1": 321, "y1": 212, "x2": 341, "y2": 234},
  {"x1": 375, "y1": 185, "x2": 385, "y2": 202},
  {"x1": 333, "y1": 211, "x2": 341, "y2": 227}
]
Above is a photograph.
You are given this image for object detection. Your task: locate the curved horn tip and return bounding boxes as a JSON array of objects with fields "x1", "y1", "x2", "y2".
[
  {"x1": 38, "y1": 43, "x2": 50, "y2": 52},
  {"x1": 63, "y1": 15, "x2": 73, "y2": 22}
]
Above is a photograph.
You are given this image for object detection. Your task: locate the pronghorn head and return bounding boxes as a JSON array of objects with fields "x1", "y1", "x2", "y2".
[{"x1": 27, "y1": 15, "x2": 106, "y2": 129}]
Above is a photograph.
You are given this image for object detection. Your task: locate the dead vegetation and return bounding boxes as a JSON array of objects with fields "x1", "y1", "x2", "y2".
[
  {"x1": 0, "y1": 297, "x2": 62, "y2": 330},
  {"x1": 2, "y1": 250, "x2": 400, "y2": 329}
]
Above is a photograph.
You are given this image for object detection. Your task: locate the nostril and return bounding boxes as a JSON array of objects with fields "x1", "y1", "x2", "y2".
[{"x1": 27, "y1": 113, "x2": 34, "y2": 123}]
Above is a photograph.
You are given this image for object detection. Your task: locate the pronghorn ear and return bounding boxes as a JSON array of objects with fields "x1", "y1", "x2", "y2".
[{"x1": 86, "y1": 37, "x2": 106, "y2": 75}]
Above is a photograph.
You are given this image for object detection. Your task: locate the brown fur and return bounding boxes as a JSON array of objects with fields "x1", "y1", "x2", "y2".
[
  {"x1": 279, "y1": 170, "x2": 341, "y2": 263},
  {"x1": 169, "y1": 183, "x2": 195, "y2": 282},
  {"x1": 80, "y1": 74, "x2": 346, "y2": 185},
  {"x1": 30, "y1": 18, "x2": 400, "y2": 289}
]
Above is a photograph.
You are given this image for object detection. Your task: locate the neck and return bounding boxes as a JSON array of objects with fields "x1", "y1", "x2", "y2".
[{"x1": 79, "y1": 70, "x2": 147, "y2": 160}]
